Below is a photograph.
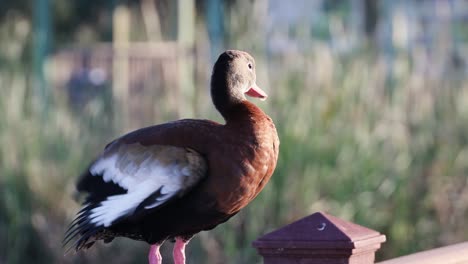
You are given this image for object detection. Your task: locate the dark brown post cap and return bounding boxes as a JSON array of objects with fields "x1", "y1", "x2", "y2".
[{"x1": 252, "y1": 211, "x2": 386, "y2": 264}]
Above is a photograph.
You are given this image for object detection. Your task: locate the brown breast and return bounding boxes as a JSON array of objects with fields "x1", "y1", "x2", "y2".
[{"x1": 201, "y1": 101, "x2": 279, "y2": 214}]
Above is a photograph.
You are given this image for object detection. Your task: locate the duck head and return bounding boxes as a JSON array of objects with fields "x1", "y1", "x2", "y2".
[{"x1": 211, "y1": 50, "x2": 267, "y2": 117}]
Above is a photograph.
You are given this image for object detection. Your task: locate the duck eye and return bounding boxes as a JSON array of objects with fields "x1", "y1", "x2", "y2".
[{"x1": 248, "y1": 63, "x2": 252, "y2": 70}]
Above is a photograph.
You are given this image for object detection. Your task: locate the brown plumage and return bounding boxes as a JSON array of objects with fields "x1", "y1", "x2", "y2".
[{"x1": 64, "y1": 50, "x2": 279, "y2": 264}]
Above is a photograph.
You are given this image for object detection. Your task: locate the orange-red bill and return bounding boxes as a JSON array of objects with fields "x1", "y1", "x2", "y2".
[{"x1": 245, "y1": 83, "x2": 268, "y2": 101}]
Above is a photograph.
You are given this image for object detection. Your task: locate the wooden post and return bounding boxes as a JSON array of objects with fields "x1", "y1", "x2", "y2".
[
  {"x1": 177, "y1": 0, "x2": 195, "y2": 117},
  {"x1": 33, "y1": 0, "x2": 51, "y2": 115},
  {"x1": 206, "y1": 0, "x2": 224, "y2": 63},
  {"x1": 253, "y1": 212, "x2": 386, "y2": 264},
  {"x1": 113, "y1": 5, "x2": 130, "y2": 130}
]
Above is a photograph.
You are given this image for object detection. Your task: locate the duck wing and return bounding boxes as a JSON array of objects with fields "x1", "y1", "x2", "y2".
[{"x1": 64, "y1": 141, "x2": 207, "y2": 251}]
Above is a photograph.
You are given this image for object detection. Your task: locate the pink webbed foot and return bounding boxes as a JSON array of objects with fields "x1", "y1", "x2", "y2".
[
  {"x1": 173, "y1": 237, "x2": 189, "y2": 264},
  {"x1": 148, "y1": 244, "x2": 162, "y2": 264}
]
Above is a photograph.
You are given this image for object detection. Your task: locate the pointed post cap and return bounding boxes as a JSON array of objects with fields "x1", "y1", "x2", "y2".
[{"x1": 253, "y1": 212, "x2": 386, "y2": 264}]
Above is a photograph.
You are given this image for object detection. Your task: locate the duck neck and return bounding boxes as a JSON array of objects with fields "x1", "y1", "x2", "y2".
[
  {"x1": 211, "y1": 80, "x2": 245, "y2": 121},
  {"x1": 222, "y1": 101, "x2": 264, "y2": 127}
]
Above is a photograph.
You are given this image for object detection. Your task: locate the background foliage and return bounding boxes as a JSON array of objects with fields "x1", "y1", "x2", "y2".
[{"x1": 1, "y1": 0, "x2": 468, "y2": 263}]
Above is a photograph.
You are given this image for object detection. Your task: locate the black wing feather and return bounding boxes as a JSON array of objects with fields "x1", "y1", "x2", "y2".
[
  {"x1": 64, "y1": 170, "x2": 173, "y2": 252},
  {"x1": 77, "y1": 168, "x2": 127, "y2": 202},
  {"x1": 64, "y1": 168, "x2": 127, "y2": 252}
]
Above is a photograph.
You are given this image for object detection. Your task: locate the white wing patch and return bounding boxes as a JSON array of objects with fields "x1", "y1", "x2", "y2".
[{"x1": 87, "y1": 143, "x2": 206, "y2": 227}]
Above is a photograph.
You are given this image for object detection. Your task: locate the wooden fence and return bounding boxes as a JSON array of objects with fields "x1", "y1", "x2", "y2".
[
  {"x1": 48, "y1": 42, "x2": 195, "y2": 131},
  {"x1": 252, "y1": 212, "x2": 468, "y2": 264}
]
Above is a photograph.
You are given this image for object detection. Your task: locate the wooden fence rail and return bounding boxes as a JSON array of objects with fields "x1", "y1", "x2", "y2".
[
  {"x1": 377, "y1": 242, "x2": 468, "y2": 264},
  {"x1": 48, "y1": 42, "x2": 190, "y2": 130}
]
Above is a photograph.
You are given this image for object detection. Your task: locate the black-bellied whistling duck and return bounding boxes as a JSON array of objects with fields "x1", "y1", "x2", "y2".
[{"x1": 64, "y1": 50, "x2": 279, "y2": 264}]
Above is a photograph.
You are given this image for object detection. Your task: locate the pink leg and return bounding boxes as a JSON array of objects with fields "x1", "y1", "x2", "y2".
[
  {"x1": 173, "y1": 237, "x2": 189, "y2": 264},
  {"x1": 148, "y1": 244, "x2": 162, "y2": 264}
]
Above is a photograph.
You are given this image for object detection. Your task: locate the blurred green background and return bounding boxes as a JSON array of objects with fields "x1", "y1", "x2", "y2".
[{"x1": 1, "y1": 0, "x2": 468, "y2": 263}]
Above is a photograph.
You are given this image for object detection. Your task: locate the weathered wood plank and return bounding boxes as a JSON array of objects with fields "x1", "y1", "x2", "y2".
[{"x1": 377, "y1": 242, "x2": 468, "y2": 264}]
